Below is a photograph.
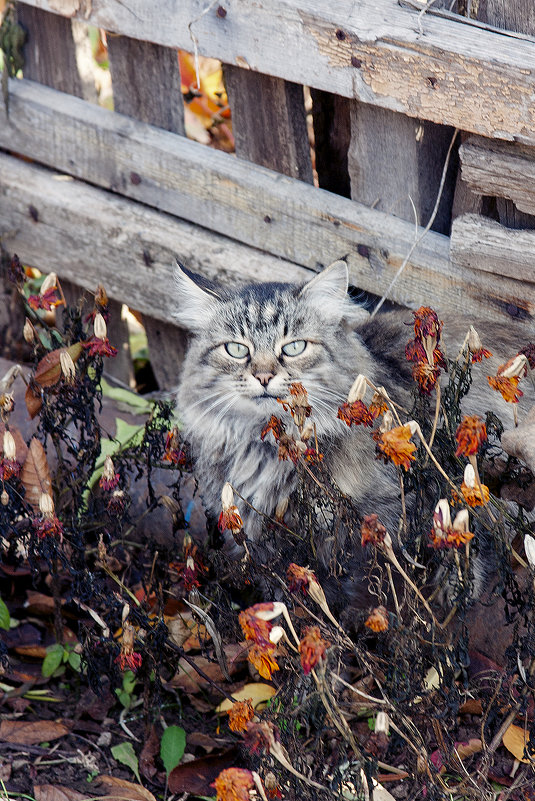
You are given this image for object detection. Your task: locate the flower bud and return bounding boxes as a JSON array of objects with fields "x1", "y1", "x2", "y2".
[
  {"x1": 39, "y1": 492, "x2": 54, "y2": 518},
  {"x1": 23, "y1": 318, "x2": 35, "y2": 344},
  {"x1": 40, "y1": 272, "x2": 57, "y2": 295},
  {"x1": 347, "y1": 374, "x2": 367, "y2": 404},
  {"x1": 2, "y1": 431, "x2": 16, "y2": 461},
  {"x1": 221, "y1": 482, "x2": 234, "y2": 511},
  {"x1": 93, "y1": 312, "x2": 108, "y2": 340},
  {"x1": 452, "y1": 508, "x2": 470, "y2": 532},
  {"x1": 60, "y1": 350, "x2": 76, "y2": 383},
  {"x1": 275, "y1": 496, "x2": 289, "y2": 522},
  {"x1": 463, "y1": 463, "x2": 476, "y2": 489},
  {"x1": 433, "y1": 498, "x2": 451, "y2": 531}
]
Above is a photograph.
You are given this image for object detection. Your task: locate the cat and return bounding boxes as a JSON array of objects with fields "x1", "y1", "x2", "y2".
[{"x1": 173, "y1": 259, "x2": 533, "y2": 588}]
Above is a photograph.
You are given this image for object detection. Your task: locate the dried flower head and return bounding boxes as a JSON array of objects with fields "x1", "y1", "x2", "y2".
[
  {"x1": 467, "y1": 325, "x2": 492, "y2": 362},
  {"x1": 163, "y1": 427, "x2": 187, "y2": 466},
  {"x1": 337, "y1": 399, "x2": 374, "y2": 427},
  {"x1": 28, "y1": 273, "x2": 63, "y2": 312},
  {"x1": 365, "y1": 606, "x2": 389, "y2": 633},
  {"x1": 347, "y1": 373, "x2": 367, "y2": 404},
  {"x1": 218, "y1": 483, "x2": 244, "y2": 542},
  {"x1": 299, "y1": 626, "x2": 330, "y2": 675},
  {"x1": 228, "y1": 699, "x2": 254, "y2": 732},
  {"x1": 287, "y1": 562, "x2": 317, "y2": 594},
  {"x1": 376, "y1": 423, "x2": 417, "y2": 470},
  {"x1": 23, "y1": 318, "x2": 35, "y2": 344},
  {"x1": 460, "y1": 463, "x2": 489, "y2": 507},
  {"x1": 248, "y1": 643, "x2": 279, "y2": 680},
  {"x1": 361, "y1": 514, "x2": 387, "y2": 547},
  {"x1": 455, "y1": 415, "x2": 487, "y2": 457},
  {"x1": 369, "y1": 388, "x2": 389, "y2": 419},
  {"x1": 115, "y1": 621, "x2": 142, "y2": 672},
  {"x1": 99, "y1": 456, "x2": 120, "y2": 491},
  {"x1": 59, "y1": 350, "x2": 76, "y2": 384},
  {"x1": 32, "y1": 493, "x2": 64, "y2": 541},
  {"x1": 429, "y1": 499, "x2": 474, "y2": 549},
  {"x1": 213, "y1": 767, "x2": 255, "y2": 801},
  {"x1": 487, "y1": 375, "x2": 523, "y2": 404},
  {"x1": 277, "y1": 382, "x2": 311, "y2": 427}
]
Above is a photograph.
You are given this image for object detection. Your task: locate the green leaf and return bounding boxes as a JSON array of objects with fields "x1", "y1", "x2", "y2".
[
  {"x1": 160, "y1": 725, "x2": 186, "y2": 776},
  {"x1": 111, "y1": 741, "x2": 141, "y2": 783},
  {"x1": 100, "y1": 378, "x2": 153, "y2": 414},
  {"x1": 0, "y1": 598, "x2": 10, "y2": 630},
  {"x1": 68, "y1": 651, "x2": 81, "y2": 672},
  {"x1": 42, "y1": 644, "x2": 65, "y2": 677}
]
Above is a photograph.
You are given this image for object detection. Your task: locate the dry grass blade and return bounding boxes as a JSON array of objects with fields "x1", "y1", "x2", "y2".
[{"x1": 20, "y1": 436, "x2": 53, "y2": 512}]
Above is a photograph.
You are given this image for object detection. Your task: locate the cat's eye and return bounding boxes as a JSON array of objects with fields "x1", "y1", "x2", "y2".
[
  {"x1": 225, "y1": 342, "x2": 250, "y2": 359},
  {"x1": 281, "y1": 340, "x2": 307, "y2": 357}
]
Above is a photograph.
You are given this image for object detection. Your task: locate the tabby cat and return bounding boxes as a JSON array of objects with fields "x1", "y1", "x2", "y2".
[{"x1": 174, "y1": 260, "x2": 529, "y2": 570}]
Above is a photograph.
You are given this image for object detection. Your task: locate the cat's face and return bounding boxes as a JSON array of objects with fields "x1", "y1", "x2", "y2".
[{"x1": 174, "y1": 261, "x2": 371, "y2": 438}]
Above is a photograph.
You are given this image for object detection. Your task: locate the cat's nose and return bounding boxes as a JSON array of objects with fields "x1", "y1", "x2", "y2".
[{"x1": 255, "y1": 372, "x2": 275, "y2": 387}]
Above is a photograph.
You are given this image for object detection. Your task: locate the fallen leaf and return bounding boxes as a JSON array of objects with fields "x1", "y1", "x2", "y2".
[
  {"x1": 33, "y1": 343, "x2": 82, "y2": 388},
  {"x1": 25, "y1": 382, "x2": 42, "y2": 419},
  {"x1": 0, "y1": 719, "x2": 69, "y2": 745},
  {"x1": 502, "y1": 722, "x2": 532, "y2": 763},
  {"x1": 25, "y1": 591, "x2": 64, "y2": 615},
  {"x1": 139, "y1": 725, "x2": 159, "y2": 781},
  {"x1": 20, "y1": 437, "x2": 52, "y2": 512},
  {"x1": 166, "y1": 612, "x2": 209, "y2": 650},
  {"x1": 95, "y1": 776, "x2": 157, "y2": 801},
  {"x1": 169, "y1": 644, "x2": 247, "y2": 694},
  {"x1": 216, "y1": 682, "x2": 276, "y2": 713},
  {"x1": 168, "y1": 747, "x2": 239, "y2": 795},
  {"x1": 455, "y1": 739, "x2": 483, "y2": 760},
  {"x1": 34, "y1": 785, "x2": 89, "y2": 801},
  {"x1": 459, "y1": 698, "x2": 483, "y2": 715},
  {"x1": 187, "y1": 731, "x2": 229, "y2": 752}
]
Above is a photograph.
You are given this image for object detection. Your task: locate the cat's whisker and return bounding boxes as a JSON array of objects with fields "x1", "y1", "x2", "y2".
[{"x1": 182, "y1": 391, "x2": 237, "y2": 435}]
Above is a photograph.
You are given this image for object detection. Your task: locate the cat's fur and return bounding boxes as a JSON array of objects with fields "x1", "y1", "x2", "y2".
[{"x1": 174, "y1": 260, "x2": 531, "y2": 566}]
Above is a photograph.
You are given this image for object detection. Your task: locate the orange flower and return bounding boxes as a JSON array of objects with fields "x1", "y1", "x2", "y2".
[
  {"x1": 369, "y1": 391, "x2": 388, "y2": 420},
  {"x1": 412, "y1": 306, "x2": 442, "y2": 341},
  {"x1": 455, "y1": 415, "x2": 487, "y2": 457},
  {"x1": 411, "y1": 361, "x2": 441, "y2": 394},
  {"x1": 460, "y1": 464, "x2": 490, "y2": 507},
  {"x1": 487, "y1": 375, "x2": 523, "y2": 404},
  {"x1": 471, "y1": 348, "x2": 493, "y2": 363},
  {"x1": 337, "y1": 400, "x2": 374, "y2": 427},
  {"x1": 28, "y1": 286, "x2": 63, "y2": 311},
  {"x1": 377, "y1": 424, "x2": 417, "y2": 470},
  {"x1": 365, "y1": 606, "x2": 389, "y2": 633},
  {"x1": 429, "y1": 501, "x2": 474, "y2": 549},
  {"x1": 228, "y1": 699, "x2": 254, "y2": 732},
  {"x1": 213, "y1": 767, "x2": 255, "y2": 801},
  {"x1": 299, "y1": 626, "x2": 330, "y2": 675},
  {"x1": 248, "y1": 643, "x2": 279, "y2": 680},
  {"x1": 218, "y1": 506, "x2": 244, "y2": 536},
  {"x1": 261, "y1": 415, "x2": 284, "y2": 442},
  {"x1": 361, "y1": 514, "x2": 387, "y2": 547},
  {"x1": 115, "y1": 622, "x2": 142, "y2": 672},
  {"x1": 446, "y1": 527, "x2": 474, "y2": 548},
  {"x1": 238, "y1": 609, "x2": 273, "y2": 648}
]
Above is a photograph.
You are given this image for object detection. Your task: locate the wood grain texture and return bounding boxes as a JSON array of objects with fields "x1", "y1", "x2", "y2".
[
  {"x1": 0, "y1": 77, "x2": 455, "y2": 310},
  {"x1": 460, "y1": 136, "x2": 535, "y2": 218},
  {"x1": 107, "y1": 34, "x2": 186, "y2": 388},
  {"x1": 224, "y1": 66, "x2": 313, "y2": 182},
  {"x1": 16, "y1": 0, "x2": 535, "y2": 144},
  {"x1": 347, "y1": 104, "x2": 456, "y2": 234},
  {"x1": 0, "y1": 153, "x2": 310, "y2": 322}
]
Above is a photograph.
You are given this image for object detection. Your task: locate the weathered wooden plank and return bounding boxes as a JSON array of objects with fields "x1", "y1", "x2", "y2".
[
  {"x1": 224, "y1": 66, "x2": 312, "y2": 182},
  {"x1": 450, "y1": 213, "x2": 535, "y2": 320},
  {"x1": 0, "y1": 153, "x2": 311, "y2": 321},
  {"x1": 460, "y1": 136, "x2": 535, "y2": 218},
  {"x1": 0, "y1": 77, "x2": 454, "y2": 309},
  {"x1": 347, "y1": 105, "x2": 456, "y2": 234},
  {"x1": 107, "y1": 34, "x2": 185, "y2": 388},
  {"x1": 16, "y1": 0, "x2": 535, "y2": 145}
]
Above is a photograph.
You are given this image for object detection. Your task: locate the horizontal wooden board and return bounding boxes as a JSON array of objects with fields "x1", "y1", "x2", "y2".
[
  {"x1": 0, "y1": 153, "x2": 310, "y2": 321},
  {"x1": 1, "y1": 77, "x2": 458, "y2": 313},
  {"x1": 450, "y1": 213, "x2": 535, "y2": 320},
  {"x1": 460, "y1": 135, "x2": 535, "y2": 216},
  {"x1": 17, "y1": 0, "x2": 535, "y2": 144}
]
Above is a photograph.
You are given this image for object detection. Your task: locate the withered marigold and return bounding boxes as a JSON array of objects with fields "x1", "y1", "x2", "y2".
[
  {"x1": 365, "y1": 606, "x2": 389, "y2": 633},
  {"x1": 369, "y1": 391, "x2": 389, "y2": 420},
  {"x1": 487, "y1": 375, "x2": 523, "y2": 404},
  {"x1": 361, "y1": 514, "x2": 387, "y2": 547},
  {"x1": 337, "y1": 399, "x2": 374, "y2": 427},
  {"x1": 277, "y1": 382, "x2": 311, "y2": 427},
  {"x1": 287, "y1": 563, "x2": 316, "y2": 593},
  {"x1": 411, "y1": 361, "x2": 441, "y2": 395},
  {"x1": 213, "y1": 767, "x2": 255, "y2": 801},
  {"x1": 218, "y1": 506, "x2": 244, "y2": 537},
  {"x1": 228, "y1": 699, "x2": 254, "y2": 732},
  {"x1": 460, "y1": 481, "x2": 489, "y2": 508},
  {"x1": 299, "y1": 626, "x2": 330, "y2": 675},
  {"x1": 376, "y1": 424, "x2": 417, "y2": 470},
  {"x1": 471, "y1": 348, "x2": 493, "y2": 363},
  {"x1": 455, "y1": 415, "x2": 487, "y2": 457},
  {"x1": 28, "y1": 286, "x2": 63, "y2": 312},
  {"x1": 412, "y1": 306, "x2": 443, "y2": 341},
  {"x1": 82, "y1": 336, "x2": 118, "y2": 358},
  {"x1": 261, "y1": 415, "x2": 284, "y2": 442},
  {"x1": 238, "y1": 609, "x2": 273, "y2": 648},
  {"x1": 244, "y1": 720, "x2": 278, "y2": 754},
  {"x1": 248, "y1": 642, "x2": 279, "y2": 680}
]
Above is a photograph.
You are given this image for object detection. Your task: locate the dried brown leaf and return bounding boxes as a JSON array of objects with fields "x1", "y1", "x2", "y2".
[
  {"x1": 20, "y1": 437, "x2": 52, "y2": 512},
  {"x1": 0, "y1": 719, "x2": 69, "y2": 745},
  {"x1": 455, "y1": 738, "x2": 483, "y2": 760},
  {"x1": 95, "y1": 776, "x2": 157, "y2": 801},
  {"x1": 139, "y1": 724, "x2": 159, "y2": 781},
  {"x1": 168, "y1": 747, "x2": 239, "y2": 795},
  {"x1": 34, "y1": 785, "x2": 89, "y2": 801},
  {"x1": 502, "y1": 723, "x2": 532, "y2": 763},
  {"x1": 169, "y1": 643, "x2": 247, "y2": 694},
  {"x1": 25, "y1": 383, "x2": 42, "y2": 419},
  {"x1": 33, "y1": 343, "x2": 82, "y2": 388}
]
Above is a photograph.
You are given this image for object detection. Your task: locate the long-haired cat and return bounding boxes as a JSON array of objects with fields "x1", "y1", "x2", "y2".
[{"x1": 173, "y1": 259, "x2": 532, "y2": 585}]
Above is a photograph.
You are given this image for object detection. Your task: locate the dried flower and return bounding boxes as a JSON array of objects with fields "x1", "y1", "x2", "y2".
[
  {"x1": 115, "y1": 622, "x2": 142, "y2": 672},
  {"x1": 498, "y1": 354, "x2": 528, "y2": 379},
  {"x1": 218, "y1": 482, "x2": 244, "y2": 541},
  {"x1": 228, "y1": 699, "x2": 254, "y2": 732},
  {"x1": 369, "y1": 388, "x2": 389, "y2": 419},
  {"x1": 412, "y1": 306, "x2": 443, "y2": 342},
  {"x1": 277, "y1": 382, "x2": 311, "y2": 427},
  {"x1": 28, "y1": 273, "x2": 63, "y2": 311},
  {"x1": 32, "y1": 493, "x2": 64, "y2": 541},
  {"x1": 287, "y1": 562, "x2": 317, "y2": 594},
  {"x1": 59, "y1": 349, "x2": 76, "y2": 384},
  {"x1": 376, "y1": 423, "x2": 417, "y2": 470},
  {"x1": 299, "y1": 625, "x2": 330, "y2": 675},
  {"x1": 347, "y1": 374, "x2": 368, "y2": 404},
  {"x1": 429, "y1": 499, "x2": 474, "y2": 549},
  {"x1": 447, "y1": 509, "x2": 474, "y2": 548},
  {"x1": 365, "y1": 606, "x2": 389, "y2": 632},
  {"x1": 411, "y1": 361, "x2": 441, "y2": 394},
  {"x1": 99, "y1": 455, "x2": 120, "y2": 491},
  {"x1": 248, "y1": 643, "x2": 279, "y2": 680},
  {"x1": 467, "y1": 326, "x2": 492, "y2": 362},
  {"x1": 82, "y1": 336, "x2": 118, "y2": 358},
  {"x1": 460, "y1": 463, "x2": 489, "y2": 507},
  {"x1": 238, "y1": 607, "x2": 274, "y2": 648},
  {"x1": 405, "y1": 306, "x2": 445, "y2": 393},
  {"x1": 361, "y1": 514, "x2": 387, "y2": 547},
  {"x1": 163, "y1": 428, "x2": 187, "y2": 465},
  {"x1": 260, "y1": 415, "x2": 283, "y2": 442},
  {"x1": 337, "y1": 399, "x2": 374, "y2": 427},
  {"x1": 487, "y1": 374, "x2": 523, "y2": 404},
  {"x1": 23, "y1": 318, "x2": 35, "y2": 344},
  {"x1": 107, "y1": 489, "x2": 127, "y2": 514},
  {"x1": 213, "y1": 767, "x2": 255, "y2": 801},
  {"x1": 455, "y1": 415, "x2": 487, "y2": 457},
  {"x1": 244, "y1": 720, "x2": 278, "y2": 754}
]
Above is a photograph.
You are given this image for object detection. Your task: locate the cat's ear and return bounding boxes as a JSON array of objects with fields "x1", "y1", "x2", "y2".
[
  {"x1": 173, "y1": 261, "x2": 221, "y2": 331},
  {"x1": 298, "y1": 260, "x2": 349, "y2": 309}
]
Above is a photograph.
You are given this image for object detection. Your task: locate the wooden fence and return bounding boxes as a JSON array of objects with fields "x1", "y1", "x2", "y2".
[{"x1": 1, "y1": 0, "x2": 535, "y2": 389}]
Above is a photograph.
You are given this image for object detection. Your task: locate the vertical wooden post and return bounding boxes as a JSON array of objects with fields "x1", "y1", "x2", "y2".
[
  {"x1": 223, "y1": 66, "x2": 313, "y2": 183},
  {"x1": 15, "y1": 5, "x2": 133, "y2": 385},
  {"x1": 107, "y1": 36, "x2": 187, "y2": 390}
]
